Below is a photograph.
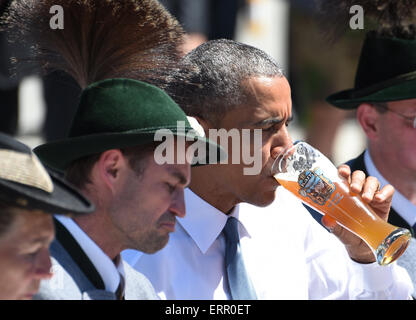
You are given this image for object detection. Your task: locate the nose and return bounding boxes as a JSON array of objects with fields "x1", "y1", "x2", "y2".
[
  {"x1": 270, "y1": 125, "x2": 293, "y2": 160},
  {"x1": 33, "y1": 249, "x2": 53, "y2": 280},
  {"x1": 169, "y1": 188, "x2": 186, "y2": 218}
]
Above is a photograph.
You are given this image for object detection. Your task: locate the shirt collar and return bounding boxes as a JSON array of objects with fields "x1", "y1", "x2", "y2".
[
  {"x1": 364, "y1": 150, "x2": 416, "y2": 226},
  {"x1": 178, "y1": 188, "x2": 251, "y2": 254},
  {"x1": 55, "y1": 215, "x2": 124, "y2": 293}
]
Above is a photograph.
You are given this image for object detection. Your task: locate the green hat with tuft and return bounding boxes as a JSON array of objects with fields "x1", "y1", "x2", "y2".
[{"x1": 34, "y1": 78, "x2": 226, "y2": 171}]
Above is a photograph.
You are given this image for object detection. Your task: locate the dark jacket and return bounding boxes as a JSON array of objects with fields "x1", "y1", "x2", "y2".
[{"x1": 346, "y1": 152, "x2": 414, "y2": 237}]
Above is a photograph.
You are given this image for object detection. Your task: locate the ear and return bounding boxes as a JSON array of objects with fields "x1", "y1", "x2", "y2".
[
  {"x1": 356, "y1": 103, "x2": 380, "y2": 141},
  {"x1": 193, "y1": 115, "x2": 213, "y2": 134},
  {"x1": 95, "y1": 149, "x2": 126, "y2": 193}
]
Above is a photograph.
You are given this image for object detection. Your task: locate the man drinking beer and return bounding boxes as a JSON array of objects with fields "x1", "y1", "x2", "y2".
[{"x1": 122, "y1": 39, "x2": 413, "y2": 299}]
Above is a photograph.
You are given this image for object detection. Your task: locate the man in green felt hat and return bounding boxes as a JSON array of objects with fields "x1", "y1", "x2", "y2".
[
  {"x1": 34, "y1": 78, "x2": 219, "y2": 300},
  {"x1": 3, "y1": 0, "x2": 224, "y2": 300},
  {"x1": 322, "y1": 1, "x2": 416, "y2": 297}
]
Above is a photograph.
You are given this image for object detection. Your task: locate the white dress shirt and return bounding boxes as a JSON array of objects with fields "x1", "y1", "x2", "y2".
[
  {"x1": 56, "y1": 215, "x2": 124, "y2": 293},
  {"x1": 122, "y1": 187, "x2": 413, "y2": 299},
  {"x1": 364, "y1": 150, "x2": 416, "y2": 226}
]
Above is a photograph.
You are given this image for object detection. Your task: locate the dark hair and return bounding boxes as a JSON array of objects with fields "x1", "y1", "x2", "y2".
[
  {"x1": 0, "y1": 201, "x2": 15, "y2": 236},
  {"x1": 166, "y1": 39, "x2": 284, "y2": 123},
  {"x1": 65, "y1": 153, "x2": 102, "y2": 189},
  {"x1": 65, "y1": 144, "x2": 156, "y2": 189}
]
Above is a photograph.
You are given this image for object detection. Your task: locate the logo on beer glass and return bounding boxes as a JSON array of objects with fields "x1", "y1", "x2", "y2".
[
  {"x1": 291, "y1": 143, "x2": 318, "y2": 172},
  {"x1": 298, "y1": 168, "x2": 335, "y2": 206}
]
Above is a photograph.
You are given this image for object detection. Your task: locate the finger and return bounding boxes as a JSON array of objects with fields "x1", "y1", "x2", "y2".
[
  {"x1": 361, "y1": 176, "x2": 380, "y2": 202},
  {"x1": 373, "y1": 184, "x2": 394, "y2": 221},
  {"x1": 337, "y1": 164, "x2": 351, "y2": 182},
  {"x1": 374, "y1": 184, "x2": 394, "y2": 203},
  {"x1": 350, "y1": 170, "x2": 366, "y2": 194},
  {"x1": 322, "y1": 215, "x2": 351, "y2": 243}
]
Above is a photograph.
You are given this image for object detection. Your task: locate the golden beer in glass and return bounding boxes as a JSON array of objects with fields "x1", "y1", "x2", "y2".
[{"x1": 271, "y1": 141, "x2": 411, "y2": 265}]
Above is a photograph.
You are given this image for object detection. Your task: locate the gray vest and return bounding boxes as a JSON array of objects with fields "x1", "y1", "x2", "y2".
[{"x1": 34, "y1": 220, "x2": 158, "y2": 300}]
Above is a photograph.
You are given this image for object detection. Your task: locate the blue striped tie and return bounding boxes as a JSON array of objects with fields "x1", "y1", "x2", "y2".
[{"x1": 223, "y1": 217, "x2": 257, "y2": 300}]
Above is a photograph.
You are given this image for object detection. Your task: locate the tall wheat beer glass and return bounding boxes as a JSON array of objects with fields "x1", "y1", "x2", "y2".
[{"x1": 271, "y1": 141, "x2": 411, "y2": 265}]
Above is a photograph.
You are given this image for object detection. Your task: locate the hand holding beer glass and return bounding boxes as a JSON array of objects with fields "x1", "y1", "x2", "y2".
[{"x1": 271, "y1": 141, "x2": 411, "y2": 265}]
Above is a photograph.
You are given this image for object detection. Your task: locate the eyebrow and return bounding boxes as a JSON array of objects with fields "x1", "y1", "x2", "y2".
[
  {"x1": 254, "y1": 115, "x2": 293, "y2": 126},
  {"x1": 170, "y1": 170, "x2": 189, "y2": 186},
  {"x1": 28, "y1": 234, "x2": 54, "y2": 246}
]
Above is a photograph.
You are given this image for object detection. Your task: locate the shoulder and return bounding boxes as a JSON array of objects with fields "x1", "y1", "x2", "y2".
[
  {"x1": 123, "y1": 260, "x2": 158, "y2": 300},
  {"x1": 397, "y1": 238, "x2": 416, "y2": 297},
  {"x1": 238, "y1": 186, "x2": 327, "y2": 243},
  {"x1": 239, "y1": 186, "x2": 318, "y2": 226},
  {"x1": 34, "y1": 255, "x2": 83, "y2": 300},
  {"x1": 34, "y1": 239, "x2": 94, "y2": 300}
]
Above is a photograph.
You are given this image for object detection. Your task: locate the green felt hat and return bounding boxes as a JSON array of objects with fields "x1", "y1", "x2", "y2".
[
  {"x1": 327, "y1": 33, "x2": 416, "y2": 109},
  {"x1": 34, "y1": 78, "x2": 226, "y2": 171}
]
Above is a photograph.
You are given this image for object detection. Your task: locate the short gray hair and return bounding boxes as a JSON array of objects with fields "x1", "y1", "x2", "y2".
[
  {"x1": 166, "y1": 39, "x2": 284, "y2": 123},
  {"x1": 371, "y1": 102, "x2": 389, "y2": 114}
]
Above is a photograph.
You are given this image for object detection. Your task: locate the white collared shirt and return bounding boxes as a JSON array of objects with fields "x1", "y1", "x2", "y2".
[
  {"x1": 55, "y1": 215, "x2": 124, "y2": 293},
  {"x1": 364, "y1": 150, "x2": 416, "y2": 227},
  {"x1": 122, "y1": 188, "x2": 413, "y2": 299}
]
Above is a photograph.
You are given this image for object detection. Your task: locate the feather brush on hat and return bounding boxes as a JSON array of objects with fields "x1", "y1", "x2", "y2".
[
  {"x1": 315, "y1": 0, "x2": 416, "y2": 41},
  {"x1": 1, "y1": 0, "x2": 185, "y2": 89}
]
